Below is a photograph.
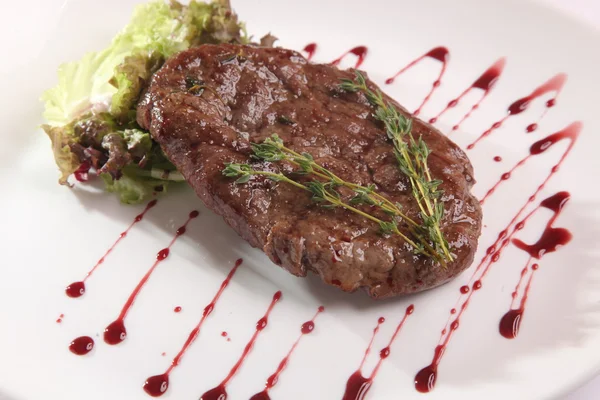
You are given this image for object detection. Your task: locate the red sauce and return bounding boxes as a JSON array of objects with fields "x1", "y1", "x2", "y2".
[
  {"x1": 415, "y1": 182, "x2": 579, "y2": 392},
  {"x1": 498, "y1": 192, "x2": 572, "y2": 339},
  {"x1": 493, "y1": 156, "x2": 502, "y2": 162},
  {"x1": 104, "y1": 210, "x2": 199, "y2": 346},
  {"x1": 480, "y1": 122, "x2": 581, "y2": 205},
  {"x1": 342, "y1": 305, "x2": 414, "y2": 400},
  {"x1": 467, "y1": 73, "x2": 568, "y2": 149},
  {"x1": 65, "y1": 199, "x2": 158, "y2": 298},
  {"x1": 385, "y1": 47, "x2": 449, "y2": 116},
  {"x1": 199, "y1": 291, "x2": 282, "y2": 400},
  {"x1": 331, "y1": 46, "x2": 368, "y2": 69},
  {"x1": 513, "y1": 227, "x2": 571, "y2": 258},
  {"x1": 56, "y1": 313, "x2": 64, "y2": 324},
  {"x1": 249, "y1": 306, "x2": 324, "y2": 400},
  {"x1": 69, "y1": 336, "x2": 94, "y2": 356},
  {"x1": 74, "y1": 161, "x2": 91, "y2": 182},
  {"x1": 429, "y1": 57, "x2": 506, "y2": 131},
  {"x1": 303, "y1": 43, "x2": 317, "y2": 61},
  {"x1": 221, "y1": 331, "x2": 228, "y2": 337},
  {"x1": 143, "y1": 259, "x2": 243, "y2": 397},
  {"x1": 174, "y1": 306, "x2": 182, "y2": 313}
]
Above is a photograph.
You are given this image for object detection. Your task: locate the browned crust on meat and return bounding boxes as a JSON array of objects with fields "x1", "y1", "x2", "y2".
[{"x1": 137, "y1": 44, "x2": 482, "y2": 299}]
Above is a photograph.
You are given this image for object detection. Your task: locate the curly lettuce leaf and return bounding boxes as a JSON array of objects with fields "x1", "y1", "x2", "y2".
[
  {"x1": 41, "y1": 123, "x2": 81, "y2": 185},
  {"x1": 41, "y1": 0, "x2": 246, "y2": 203},
  {"x1": 101, "y1": 171, "x2": 164, "y2": 205}
]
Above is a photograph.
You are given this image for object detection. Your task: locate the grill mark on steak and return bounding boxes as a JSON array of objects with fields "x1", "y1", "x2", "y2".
[{"x1": 137, "y1": 44, "x2": 482, "y2": 299}]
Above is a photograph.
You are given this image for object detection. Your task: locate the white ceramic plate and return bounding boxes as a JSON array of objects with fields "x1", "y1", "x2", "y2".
[{"x1": 1, "y1": 0, "x2": 599, "y2": 399}]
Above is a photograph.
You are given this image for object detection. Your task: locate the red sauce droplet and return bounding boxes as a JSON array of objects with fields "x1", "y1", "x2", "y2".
[
  {"x1": 174, "y1": 306, "x2": 182, "y2": 313},
  {"x1": 467, "y1": 73, "x2": 567, "y2": 149},
  {"x1": 103, "y1": 212, "x2": 198, "y2": 346},
  {"x1": 480, "y1": 122, "x2": 580, "y2": 205},
  {"x1": 301, "y1": 321, "x2": 315, "y2": 334},
  {"x1": 250, "y1": 306, "x2": 324, "y2": 398},
  {"x1": 473, "y1": 280, "x2": 482, "y2": 290},
  {"x1": 104, "y1": 319, "x2": 127, "y2": 345},
  {"x1": 221, "y1": 331, "x2": 228, "y2": 337},
  {"x1": 341, "y1": 305, "x2": 414, "y2": 399},
  {"x1": 249, "y1": 391, "x2": 271, "y2": 400},
  {"x1": 415, "y1": 365, "x2": 437, "y2": 393},
  {"x1": 385, "y1": 47, "x2": 449, "y2": 116},
  {"x1": 157, "y1": 248, "x2": 170, "y2": 260},
  {"x1": 199, "y1": 291, "x2": 282, "y2": 399},
  {"x1": 499, "y1": 309, "x2": 523, "y2": 339},
  {"x1": 460, "y1": 285, "x2": 470, "y2": 294},
  {"x1": 493, "y1": 156, "x2": 502, "y2": 162},
  {"x1": 331, "y1": 46, "x2": 368, "y2": 68},
  {"x1": 378, "y1": 317, "x2": 385, "y2": 324},
  {"x1": 342, "y1": 371, "x2": 372, "y2": 400},
  {"x1": 540, "y1": 191, "x2": 570, "y2": 212},
  {"x1": 430, "y1": 57, "x2": 506, "y2": 131},
  {"x1": 142, "y1": 259, "x2": 243, "y2": 396},
  {"x1": 303, "y1": 43, "x2": 317, "y2": 61},
  {"x1": 199, "y1": 385, "x2": 227, "y2": 400},
  {"x1": 513, "y1": 228, "x2": 571, "y2": 259},
  {"x1": 69, "y1": 336, "x2": 94, "y2": 355},
  {"x1": 512, "y1": 192, "x2": 572, "y2": 259},
  {"x1": 66, "y1": 281, "x2": 86, "y2": 298},
  {"x1": 143, "y1": 374, "x2": 169, "y2": 397},
  {"x1": 526, "y1": 123, "x2": 538, "y2": 133},
  {"x1": 65, "y1": 199, "x2": 157, "y2": 298}
]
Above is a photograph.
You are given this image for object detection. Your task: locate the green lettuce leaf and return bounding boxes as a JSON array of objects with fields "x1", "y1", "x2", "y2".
[
  {"x1": 41, "y1": 0, "x2": 246, "y2": 203},
  {"x1": 101, "y1": 171, "x2": 165, "y2": 205}
]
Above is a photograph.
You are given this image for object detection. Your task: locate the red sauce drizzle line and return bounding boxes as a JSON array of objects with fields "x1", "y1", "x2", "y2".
[
  {"x1": 143, "y1": 259, "x2": 244, "y2": 397},
  {"x1": 331, "y1": 46, "x2": 369, "y2": 69},
  {"x1": 199, "y1": 291, "x2": 282, "y2": 400},
  {"x1": 342, "y1": 305, "x2": 414, "y2": 400},
  {"x1": 429, "y1": 57, "x2": 506, "y2": 131},
  {"x1": 249, "y1": 306, "x2": 325, "y2": 400},
  {"x1": 500, "y1": 192, "x2": 573, "y2": 339},
  {"x1": 414, "y1": 133, "x2": 580, "y2": 394},
  {"x1": 467, "y1": 73, "x2": 567, "y2": 150},
  {"x1": 103, "y1": 210, "x2": 199, "y2": 346},
  {"x1": 74, "y1": 161, "x2": 92, "y2": 182},
  {"x1": 69, "y1": 336, "x2": 94, "y2": 356},
  {"x1": 65, "y1": 199, "x2": 158, "y2": 299},
  {"x1": 479, "y1": 122, "x2": 580, "y2": 205},
  {"x1": 500, "y1": 258, "x2": 534, "y2": 339},
  {"x1": 384, "y1": 47, "x2": 449, "y2": 116},
  {"x1": 303, "y1": 43, "x2": 317, "y2": 62}
]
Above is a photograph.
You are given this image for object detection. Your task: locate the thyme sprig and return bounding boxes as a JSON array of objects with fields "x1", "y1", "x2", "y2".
[
  {"x1": 223, "y1": 162, "x2": 428, "y2": 257},
  {"x1": 223, "y1": 134, "x2": 447, "y2": 264},
  {"x1": 340, "y1": 71, "x2": 453, "y2": 263}
]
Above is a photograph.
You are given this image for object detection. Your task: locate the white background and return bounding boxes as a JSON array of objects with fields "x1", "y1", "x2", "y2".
[{"x1": 540, "y1": 1, "x2": 600, "y2": 398}]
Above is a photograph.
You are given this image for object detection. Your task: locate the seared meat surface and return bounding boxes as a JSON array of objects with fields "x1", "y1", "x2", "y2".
[{"x1": 137, "y1": 44, "x2": 482, "y2": 299}]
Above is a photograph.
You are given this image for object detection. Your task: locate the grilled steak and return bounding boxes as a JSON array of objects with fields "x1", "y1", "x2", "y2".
[{"x1": 137, "y1": 44, "x2": 482, "y2": 299}]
